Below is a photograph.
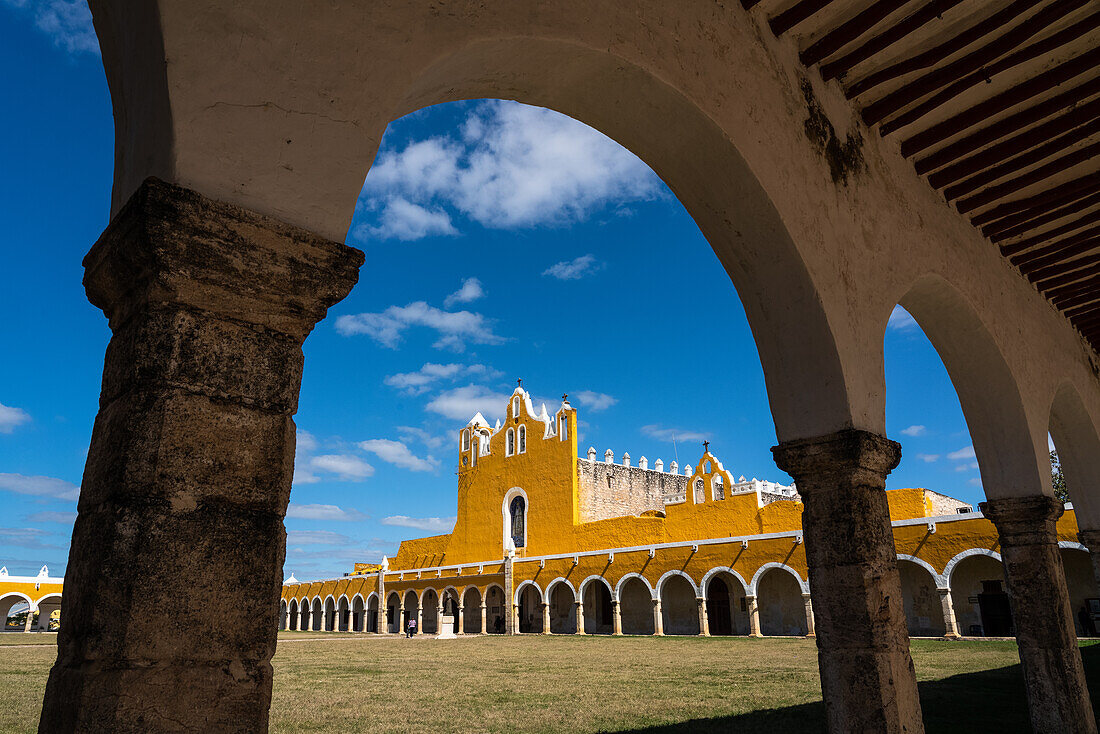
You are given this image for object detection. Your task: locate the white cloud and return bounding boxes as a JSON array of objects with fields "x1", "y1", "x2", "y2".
[
  {"x1": 947, "y1": 446, "x2": 976, "y2": 461},
  {"x1": 26, "y1": 511, "x2": 77, "y2": 524},
  {"x1": 968, "y1": 478, "x2": 983, "y2": 487},
  {"x1": 296, "y1": 429, "x2": 319, "y2": 454},
  {"x1": 381, "y1": 516, "x2": 457, "y2": 533},
  {"x1": 0, "y1": 527, "x2": 61, "y2": 550},
  {"x1": 308, "y1": 454, "x2": 375, "y2": 481},
  {"x1": 364, "y1": 197, "x2": 457, "y2": 241},
  {"x1": 426, "y1": 385, "x2": 512, "y2": 422},
  {"x1": 543, "y1": 254, "x2": 604, "y2": 281},
  {"x1": 900, "y1": 425, "x2": 925, "y2": 437},
  {"x1": 640, "y1": 424, "x2": 707, "y2": 443},
  {"x1": 915, "y1": 454, "x2": 939, "y2": 463},
  {"x1": 573, "y1": 390, "x2": 617, "y2": 412},
  {"x1": 356, "y1": 100, "x2": 662, "y2": 241},
  {"x1": 3, "y1": 0, "x2": 99, "y2": 55},
  {"x1": 0, "y1": 402, "x2": 31, "y2": 434},
  {"x1": 287, "y1": 530, "x2": 353, "y2": 546},
  {"x1": 887, "y1": 306, "x2": 918, "y2": 332},
  {"x1": 0, "y1": 473, "x2": 79, "y2": 501},
  {"x1": 954, "y1": 461, "x2": 980, "y2": 472},
  {"x1": 358, "y1": 439, "x2": 437, "y2": 472},
  {"x1": 444, "y1": 278, "x2": 485, "y2": 309},
  {"x1": 285, "y1": 504, "x2": 366, "y2": 521},
  {"x1": 335, "y1": 302, "x2": 504, "y2": 352},
  {"x1": 397, "y1": 426, "x2": 447, "y2": 450},
  {"x1": 383, "y1": 362, "x2": 499, "y2": 395}
]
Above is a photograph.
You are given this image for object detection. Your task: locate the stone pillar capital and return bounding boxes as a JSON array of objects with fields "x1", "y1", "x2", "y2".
[
  {"x1": 980, "y1": 495, "x2": 1063, "y2": 543},
  {"x1": 84, "y1": 178, "x2": 364, "y2": 340},
  {"x1": 772, "y1": 429, "x2": 901, "y2": 489}
]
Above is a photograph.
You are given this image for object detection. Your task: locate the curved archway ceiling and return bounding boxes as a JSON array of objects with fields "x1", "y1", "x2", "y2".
[{"x1": 743, "y1": 0, "x2": 1099, "y2": 351}]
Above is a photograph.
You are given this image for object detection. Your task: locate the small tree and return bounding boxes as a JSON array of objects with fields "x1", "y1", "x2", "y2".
[{"x1": 1051, "y1": 449, "x2": 1069, "y2": 504}]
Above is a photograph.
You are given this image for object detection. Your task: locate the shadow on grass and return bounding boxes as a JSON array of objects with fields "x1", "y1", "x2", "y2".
[{"x1": 608, "y1": 642, "x2": 1100, "y2": 734}]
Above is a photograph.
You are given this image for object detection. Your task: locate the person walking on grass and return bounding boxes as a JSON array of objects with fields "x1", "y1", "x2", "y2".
[{"x1": 407, "y1": 617, "x2": 416, "y2": 638}]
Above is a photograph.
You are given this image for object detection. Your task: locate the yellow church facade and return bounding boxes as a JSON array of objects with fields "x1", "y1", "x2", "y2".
[{"x1": 280, "y1": 386, "x2": 1100, "y2": 640}]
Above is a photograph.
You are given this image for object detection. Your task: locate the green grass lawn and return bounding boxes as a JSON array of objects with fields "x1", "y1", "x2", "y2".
[{"x1": 2, "y1": 634, "x2": 1098, "y2": 733}]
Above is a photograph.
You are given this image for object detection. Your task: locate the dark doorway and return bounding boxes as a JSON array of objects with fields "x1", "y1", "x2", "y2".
[
  {"x1": 707, "y1": 579, "x2": 732, "y2": 636},
  {"x1": 978, "y1": 580, "x2": 1013, "y2": 637}
]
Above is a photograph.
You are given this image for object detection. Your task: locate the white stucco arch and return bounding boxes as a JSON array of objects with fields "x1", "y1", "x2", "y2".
[
  {"x1": 656, "y1": 569, "x2": 700, "y2": 597},
  {"x1": 614, "y1": 573, "x2": 656, "y2": 601},
  {"x1": 896, "y1": 554, "x2": 946, "y2": 589},
  {"x1": 513, "y1": 580, "x2": 542, "y2": 607},
  {"x1": 544, "y1": 577, "x2": 578, "y2": 601},
  {"x1": 484, "y1": 582, "x2": 506, "y2": 599},
  {"x1": 750, "y1": 563, "x2": 808, "y2": 595},
  {"x1": 1050, "y1": 381, "x2": 1100, "y2": 529},
  {"x1": 944, "y1": 548, "x2": 1004, "y2": 585},
  {"x1": 419, "y1": 587, "x2": 440, "y2": 606},
  {"x1": 700, "y1": 567, "x2": 750, "y2": 596},
  {"x1": 577, "y1": 574, "x2": 613, "y2": 598},
  {"x1": 1059, "y1": 541, "x2": 1089, "y2": 553},
  {"x1": 502, "y1": 487, "x2": 530, "y2": 551}
]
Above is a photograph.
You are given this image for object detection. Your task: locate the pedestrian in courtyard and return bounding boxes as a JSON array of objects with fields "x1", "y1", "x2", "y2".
[{"x1": 407, "y1": 618, "x2": 416, "y2": 637}]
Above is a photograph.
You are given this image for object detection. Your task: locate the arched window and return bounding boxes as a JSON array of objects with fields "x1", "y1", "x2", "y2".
[
  {"x1": 513, "y1": 396, "x2": 520, "y2": 418},
  {"x1": 461, "y1": 429, "x2": 470, "y2": 452},
  {"x1": 510, "y1": 496, "x2": 526, "y2": 548},
  {"x1": 713, "y1": 475, "x2": 724, "y2": 500},
  {"x1": 518, "y1": 425, "x2": 526, "y2": 453},
  {"x1": 559, "y1": 414, "x2": 569, "y2": 441},
  {"x1": 506, "y1": 428, "x2": 515, "y2": 456},
  {"x1": 694, "y1": 478, "x2": 705, "y2": 503},
  {"x1": 472, "y1": 437, "x2": 479, "y2": 466}
]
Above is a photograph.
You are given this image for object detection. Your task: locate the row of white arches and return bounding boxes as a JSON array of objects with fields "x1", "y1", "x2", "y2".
[
  {"x1": 280, "y1": 545, "x2": 1100, "y2": 639},
  {"x1": 1, "y1": 592, "x2": 63, "y2": 632}
]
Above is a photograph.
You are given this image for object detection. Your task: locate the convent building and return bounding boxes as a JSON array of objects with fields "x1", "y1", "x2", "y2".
[{"x1": 280, "y1": 385, "x2": 1100, "y2": 640}]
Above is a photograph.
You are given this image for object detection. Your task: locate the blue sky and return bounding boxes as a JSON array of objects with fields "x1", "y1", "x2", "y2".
[{"x1": 1, "y1": 3, "x2": 995, "y2": 580}]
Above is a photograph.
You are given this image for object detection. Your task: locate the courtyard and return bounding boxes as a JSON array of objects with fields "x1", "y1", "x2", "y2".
[{"x1": 3, "y1": 633, "x2": 1099, "y2": 733}]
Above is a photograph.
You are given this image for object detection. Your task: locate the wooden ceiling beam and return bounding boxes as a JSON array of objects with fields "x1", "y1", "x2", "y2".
[
  {"x1": 1065, "y1": 301, "x2": 1100, "y2": 319},
  {"x1": 1028, "y1": 251, "x2": 1100, "y2": 285},
  {"x1": 770, "y1": 0, "x2": 837, "y2": 36},
  {"x1": 955, "y1": 141, "x2": 1100, "y2": 213},
  {"x1": 865, "y1": 0, "x2": 1091, "y2": 127},
  {"x1": 914, "y1": 75, "x2": 1100, "y2": 175},
  {"x1": 998, "y1": 207, "x2": 1100, "y2": 255},
  {"x1": 1046, "y1": 274, "x2": 1100, "y2": 301},
  {"x1": 845, "y1": 0, "x2": 1040, "y2": 98},
  {"x1": 1036, "y1": 261, "x2": 1100, "y2": 292},
  {"x1": 971, "y1": 173, "x2": 1100, "y2": 227},
  {"x1": 801, "y1": 0, "x2": 912, "y2": 67},
  {"x1": 1053, "y1": 289, "x2": 1100, "y2": 311},
  {"x1": 820, "y1": 0, "x2": 966, "y2": 81},
  {"x1": 1014, "y1": 232, "x2": 1100, "y2": 272},
  {"x1": 902, "y1": 47, "x2": 1100, "y2": 157},
  {"x1": 881, "y1": 9, "x2": 1100, "y2": 135},
  {"x1": 943, "y1": 118, "x2": 1100, "y2": 200},
  {"x1": 988, "y1": 191, "x2": 1100, "y2": 242}
]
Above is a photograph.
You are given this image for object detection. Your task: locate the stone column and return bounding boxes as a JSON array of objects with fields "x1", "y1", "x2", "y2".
[
  {"x1": 575, "y1": 602, "x2": 586, "y2": 635},
  {"x1": 982, "y1": 496, "x2": 1096, "y2": 733},
  {"x1": 937, "y1": 588, "x2": 960, "y2": 639},
  {"x1": 23, "y1": 609, "x2": 34, "y2": 633},
  {"x1": 541, "y1": 602, "x2": 551, "y2": 634},
  {"x1": 415, "y1": 606, "x2": 423, "y2": 635},
  {"x1": 653, "y1": 599, "x2": 664, "y2": 636},
  {"x1": 457, "y1": 605, "x2": 465, "y2": 635},
  {"x1": 746, "y1": 596, "x2": 762, "y2": 638},
  {"x1": 696, "y1": 597, "x2": 709, "y2": 636},
  {"x1": 512, "y1": 603, "x2": 519, "y2": 634},
  {"x1": 503, "y1": 556, "x2": 515, "y2": 635},
  {"x1": 480, "y1": 603, "x2": 487, "y2": 634},
  {"x1": 38, "y1": 180, "x2": 363, "y2": 733},
  {"x1": 612, "y1": 600, "x2": 623, "y2": 636},
  {"x1": 397, "y1": 603, "x2": 404, "y2": 635},
  {"x1": 436, "y1": 605, "x2": 444, "y2": 636},
  {"x1": 773, "y1": 429, "x2": 923, "y2": 734},
  {"x1": 802, "y1": 594, "x2": 816, "y2": 638},
  {"x1": 1077, "y1": 529, "x2": 1100, "y2": 592},
  {"x1": 376, "y1": 572, "x2": 386, "y2": 633}
]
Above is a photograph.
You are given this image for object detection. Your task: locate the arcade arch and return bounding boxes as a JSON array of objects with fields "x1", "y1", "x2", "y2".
[
  {"x1": 461, "y1": 587, "x2": 482, "y2": 634},
  {"x1": 580, "y1": 577, "x2": 614, "y2": 636},
  {"x1": 516, "y1": 582, "x2": 543, "y2": 634},
  {"x1": 617, "y1": 575, "x2": 655, "y2": 636},
  {"x1": 658, "y1": 572, "x2": 699, "y2": 636},
  {"x1": 755, "y1": 566, "x2": 807, "y2": 637}
]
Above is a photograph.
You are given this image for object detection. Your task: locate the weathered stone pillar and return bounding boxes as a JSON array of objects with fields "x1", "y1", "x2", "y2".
[
  {"x1": 1077, "y1": 529, "x2": 1100, "y2": 593},
  {"x1": 653, "y1": 599, "x2": 664, "y2": 636},
  {"x1": 541, "y1": 602, "x2": 551, "y2": 634},
  {"x1": 937, "y1": 588, "x2": 960, "y2": 639},
  {"x1": 802, "y1": 594, "x2": 816, "y2": 638},
  {"x1": 982, "y1": 496, "x2": 1096, "y2": 733},
  {"x1": 24, "y1": 609, "x2": 34, "y2": 633},
  {"x1": 397, "y1": 602, "x2": 404, "y2": 635},
  {"x1": 746, "y1": 595, "x2": 762, "y2": 638},
  {"x1": 457, "y1": 605, "x2": 465, "y2": 635},
  {"x1": 511, "y1": 603, "x2": 519, "y2": 634},
  {"x1": 773, "y1": 429, "x2": 923, "y2": 734},
  {"x1": 480, "y1": 603, "x2": 487, "y2": 634},
  {"x1": 612, "y1": 600, "x2": 623, "y2": 636},
  {"x1": 503, "y1": 556, "x2": 515, "y2": 635},
  {"x1": 376, "y1": 572, "x2": 386, "y2": 633},
  {"x1": 575, "y1": 602, "x2": 586, "y2": 635},
  {"x1": 38, "y1": 179, "x2": 363, "y2": 733},
  {"x1": 696, "y1": 597, "x2": 710, "y2": 636}
]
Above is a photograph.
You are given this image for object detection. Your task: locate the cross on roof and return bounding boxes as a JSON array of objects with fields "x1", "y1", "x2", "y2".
[
  {"x1": 562, "y1": 393, "x2": 568, "y2": 402},
  {"x1": 517, "y1": 378, "x2": 522, "y2": 387},
  {"x1": 703, "y1": 440, "x2": 710, "y2": 453}
]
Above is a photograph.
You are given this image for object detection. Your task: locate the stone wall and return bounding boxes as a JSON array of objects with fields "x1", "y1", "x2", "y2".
[
  {"x1": 577, "y1": 459, "x2": 689, "y2": 523},
  {"x1": 925, "y1": 489, "x2": 973, "y2": 516}
]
